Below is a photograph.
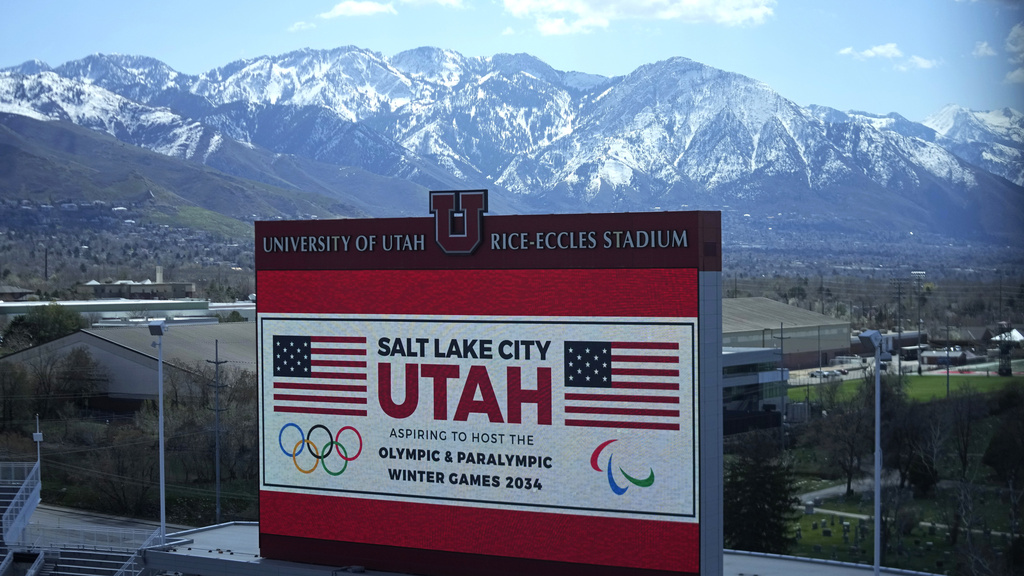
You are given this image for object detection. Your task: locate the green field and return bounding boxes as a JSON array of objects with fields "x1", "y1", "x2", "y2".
[{"x1": 788, "y1": 374, "x2": 1024, "y2": 404}]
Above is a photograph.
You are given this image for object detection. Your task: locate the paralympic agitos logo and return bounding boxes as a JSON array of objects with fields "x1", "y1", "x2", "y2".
[{"x1": 591, "y1": 439, "x2": 655, "y2": 495}]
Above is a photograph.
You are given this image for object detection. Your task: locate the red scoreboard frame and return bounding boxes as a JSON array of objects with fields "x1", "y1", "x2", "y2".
[{"x1": 256, "y1": 192, "x2": 721, "y2": 576}]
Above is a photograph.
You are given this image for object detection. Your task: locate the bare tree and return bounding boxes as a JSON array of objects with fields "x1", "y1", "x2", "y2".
[
  {"x1": 909, "y1": 407, "x2": 946, "y2": 498},
  {"x1": 949, "y1": 383, "x2": 984, "y2": 482},
  {"x1": 88, "y1": 423, "x2": 158, "y2": 517},
  {"x1": 808, "y1": 381, "x2": 872, "y2": 496},
  {"x1": 0, "y1": 362, "x2": 28, "y2": 431},
  {"x1": 221, "y1": 368, "x2": 258, "y2": 481}
]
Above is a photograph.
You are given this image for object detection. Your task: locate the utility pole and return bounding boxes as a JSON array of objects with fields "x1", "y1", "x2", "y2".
[
  {"x1": 912, "y1": 271, "x2": 926, "y2": 374},
  {"x1": 773, "y1": 324, "x2": 790, "y2": 436},
  {"x1": 207, "y1": 340, "x2": 228, "y2": 524},
  {"x1": 812, "y1": 326, "x2": 819, "y2": 418},
  {"x1": 997, "y1": 272, "x2": 1003, "y2": 323},
  {"x1": 891, "y1": 278, "x2": 906, "y2": 378},
  {"x1": 946, "y1": 320, "x2": 951, "y2": 398}
]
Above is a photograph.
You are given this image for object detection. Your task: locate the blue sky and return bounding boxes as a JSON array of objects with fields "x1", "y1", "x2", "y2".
[{"x1": 1, "y1": 0, "x2": 1021, "y2": 121}]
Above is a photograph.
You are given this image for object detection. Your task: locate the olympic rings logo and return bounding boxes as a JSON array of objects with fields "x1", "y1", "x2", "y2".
[{"x1": 279, "y1": 423, "x2": 363, "y2": 476}]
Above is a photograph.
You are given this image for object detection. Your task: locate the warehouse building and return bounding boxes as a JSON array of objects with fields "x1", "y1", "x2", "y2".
[{"x1": 723, "y1": 297, "x2": 850, "y2": 370}]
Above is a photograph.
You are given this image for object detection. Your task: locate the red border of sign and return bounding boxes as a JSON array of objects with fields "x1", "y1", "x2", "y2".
[
  {"x1": 261, "y1": 491, "x2": 700, "y2": 574},
  {"x1": 257, "y1": 268, "x2": 698, "y2": 317},
  {"x1": 256, "y1": 209, "x2": 718, "y2": 576}
]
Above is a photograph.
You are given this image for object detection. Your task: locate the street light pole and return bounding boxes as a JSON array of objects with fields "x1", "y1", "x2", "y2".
[
  {"x1": 859, "y1": 330, "x2": 883, "y2": 576},
  {"x1": 149, "y1": 320, "x2": 167, "y2": 545},
  {"x1": 946, "y1": 320, "x2": 951, "y2": 398},
  {"x1": 912, "y1": 271, "x2": 925, "y2": 374}
]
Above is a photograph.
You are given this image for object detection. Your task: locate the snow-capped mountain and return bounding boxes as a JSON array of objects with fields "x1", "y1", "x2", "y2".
[
  {"x1": 1, "y1": 47, "x2": 1022, "y2": 242},
  {"x1": 923, "y1": 105, "x2": 1024, "y2": 187},
  {"x1": 0, "y1": 71, "x2": 222, "y2": 161}
]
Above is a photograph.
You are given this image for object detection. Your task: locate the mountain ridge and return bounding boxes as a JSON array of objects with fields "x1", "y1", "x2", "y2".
[{"x1": 1, "y1": 47, "x2": 1022, "y2": 245}]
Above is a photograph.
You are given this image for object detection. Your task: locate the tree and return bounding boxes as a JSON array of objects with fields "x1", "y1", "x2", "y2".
[
  {"x1": 221, "y1": 368, "x2": 258, "y2": 481},
  {"x1": 0, "y1": 362, "x2": 28, "y2": 431},
  {"x1": 22, "y1": 346, "x2": 107, "y2": 418},
  {"x1": 809, "y1": 375, "x2": 875, "y2": 496},
  {"x1": 907, "y1": 410, "x2": 944, "y2": 498},
  {"x1": 872, "y1": 372, "x2": 922, "y2": 491},
  {"x1": 724, "y1": 430, "x2": 801, "y2": 553},
  {"x1": 948, "y1": 383, "x2": 984, "y2": 482},
  {"x1": 982, "y1": 390, "x2": 1024, "y2": 575},
  {"x1": 2, "y1": 302, "x2": 86, "y2": 350},
  {"x1": 87, "y1": 423, "x2": 157, "y2": 517}
]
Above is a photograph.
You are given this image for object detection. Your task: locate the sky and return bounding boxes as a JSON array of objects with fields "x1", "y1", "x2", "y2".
[{"x1": 1, "y1": 0, "x2": 1022, "y2": 122}]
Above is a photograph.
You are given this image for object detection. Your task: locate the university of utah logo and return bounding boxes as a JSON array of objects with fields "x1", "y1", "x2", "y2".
[{"x1": 430, "y1": 190, "x2": 488, "y2": 255}]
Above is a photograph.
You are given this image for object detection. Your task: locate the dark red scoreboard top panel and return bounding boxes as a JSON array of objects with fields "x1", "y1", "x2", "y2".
[{"x1": 255, "y1": 211, "x2": 721, "y2": 272}]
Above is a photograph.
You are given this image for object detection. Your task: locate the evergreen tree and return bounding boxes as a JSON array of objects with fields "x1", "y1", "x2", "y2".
[
  {"x1": 724, "y1": 431, "x2": 801, "y2": 553},
  {"x1": 2, "y1": 302, "x2": 86, "y2": 349}
]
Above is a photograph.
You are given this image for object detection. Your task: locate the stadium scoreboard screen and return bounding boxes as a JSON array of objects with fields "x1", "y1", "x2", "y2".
[{"x1": 255, "y1": 191, "x2": 722, "y2": 576}]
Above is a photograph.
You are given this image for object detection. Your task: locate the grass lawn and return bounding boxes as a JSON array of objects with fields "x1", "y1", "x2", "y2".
[
  {"x1": 817, "y1": 487, "x2": 1016, "y2": 534},
  {"x1": 789, "y1": 374, "x2": 1023, "y2": 404},
  {"x1": 902, "y1": 374, "x2": 1024, "y2": 402},
  {"x1": 789, "y1": 511, "x2": 968, "y2": 573}
]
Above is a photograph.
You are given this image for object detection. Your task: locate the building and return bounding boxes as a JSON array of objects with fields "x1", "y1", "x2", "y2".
[
  {"x1": 0, "y1": 323, "x2": 255, "y2": 404},
  {"x1": 722, "y1": 346, "x2": 790, "y2": 434},
  {"x1": 723, "y1": 297, "x2": 850, "y2": 369},
  {"x1": 75, "y1": 266, "x2": 196, "y2": 300},
  {"x1": 0, "y1": 284, "x2": 33, "y2": 301}
]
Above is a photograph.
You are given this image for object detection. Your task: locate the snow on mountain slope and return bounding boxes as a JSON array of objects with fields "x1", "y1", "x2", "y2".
[
  {"x1": 2, "y1": 47, "x2": 1021, "y2": 241},
  {"x1": 0, "y1": 71, "x2": 217, "y2": 162},
  {"x1": 923, "y1": 104, "x2": 1024, "y2": 185}
]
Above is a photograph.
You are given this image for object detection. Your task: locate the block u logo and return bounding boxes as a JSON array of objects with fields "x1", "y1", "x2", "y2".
[{"x1": 430, "y1": 190, "x2": 488, "y2": 255}]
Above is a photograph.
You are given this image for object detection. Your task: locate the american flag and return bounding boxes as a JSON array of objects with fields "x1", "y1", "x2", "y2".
[
  {"x1": 563, "y1": 340, "x2": 680, "y2": 430},
  {"x1": 272, "y1": 335, "x2": 368, "y2": 416}
]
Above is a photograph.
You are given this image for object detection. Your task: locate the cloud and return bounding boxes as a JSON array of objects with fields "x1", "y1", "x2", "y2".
[
  {"x1": 318, "y1": 1, "x2": 397, "y2": 18},
  {"x1": 839, "y1": 43, "x2": 940, "y2": 72},
  {"x1": 502, "y1": 0, "x2": 775, "y2": 36},
  {"x1": 400, "y1": 0, "x2": 464, "y2": 5},
  {"x1": 896, "y1": 55, "x2": 940, "y2": 71},
  {"x1": 972, "y1": 41, "x2": 996, "y2": 57},
  {"x1": 1007, "y1": 22, "x2": 1024, "y2": 63},
  {"x1": 1004, "y1": 23, "x2": 1024, "y2": 84},
  {"x1": 501, "y1": 26, "x2": 516, "y2": 36},
  {"x1": 837, "y1": 43, "x2": 903, "y2": 59},
  {"x1": 288, "y1": 21, "x2": 316, "y2": 32}
]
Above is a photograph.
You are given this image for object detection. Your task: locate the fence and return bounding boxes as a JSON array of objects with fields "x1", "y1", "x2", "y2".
[
  {"x1": 111, "y1": 528, "x2": 162, "y2": 576},
  {"x1": 0, "y1": 462, "x2": 35, "y2": 483},
  {"x1": 2, "y1": 461, "x2": 40, "y2": 545},
  {"x1": 17, "y1": 525, "x2": 157, "y2": 552}
]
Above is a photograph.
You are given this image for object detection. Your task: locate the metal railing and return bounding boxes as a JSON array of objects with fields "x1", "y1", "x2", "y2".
[
  {"x1": 0, "y1": 462, "x2": 35, "y2": 483},
  {"x1": 0, "y1": 550, "x2": 13, "y2": 576},
  {"x1": 1, "y1": 461, "x2": 40, "y2": 545},
  {"x1": 17, "y1": 525, "x2": 156, "y2": 552},
  {"x1": 23, "y1": 551, "x2": 45, "y2": 576},
  {"x1": 111, "y1": 528, "x2": 162, "y2": 576}
]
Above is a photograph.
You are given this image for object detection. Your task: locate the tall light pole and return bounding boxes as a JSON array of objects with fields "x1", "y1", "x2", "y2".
[
  {"x1": 149, "y1": 320, "x2": 167, "y2": 545},
  {"x1": 911, "y1": 271, "x2": 925, "y2": 373},
  {"x1": 859, "y1": 329, "x2": 884, "y2": 576},
  {"x1": 946, "y1": 320, "x2": 951, "y2": 398},
  {"x1": 891, "y1": 278, "x2": 905, "y2": 377}
]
